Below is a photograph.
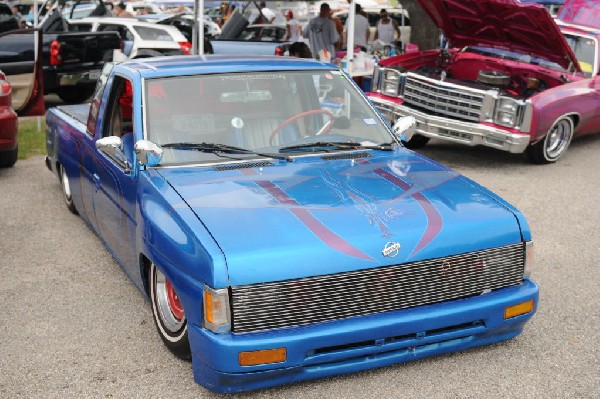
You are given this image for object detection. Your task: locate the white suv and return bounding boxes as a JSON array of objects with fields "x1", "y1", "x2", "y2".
[{"x1": 68, "y1": 17, "x2": 190, "y2": 59}]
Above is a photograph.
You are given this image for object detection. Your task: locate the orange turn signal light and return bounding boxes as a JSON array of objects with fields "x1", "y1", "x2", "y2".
[
  {"x1": 239, "y1": 348, "x2": 287, "y2": 366},
  {"x1": 504, "y1": 299, "x2": 534, "y2": 319}
]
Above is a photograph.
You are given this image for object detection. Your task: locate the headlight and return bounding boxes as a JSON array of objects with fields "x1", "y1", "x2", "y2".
[
  {"x1": 203, "y1": 285, "x2": 231, "y2": 333},
  {"x1": 494, "y1": 97, "x2": 523, "y2": 127},
  {"x1": 524, "y1": 241, "x2": 534, "y2": 278},
  {"x1": 384, "y1": 81, "x2": 399, "y2": 95},
  {"x1": 381, "y1": 68, "x2": 403, "y2": 96},
  {"x1": 384, "y1": 69, "x2": 400, "y2": 82}
]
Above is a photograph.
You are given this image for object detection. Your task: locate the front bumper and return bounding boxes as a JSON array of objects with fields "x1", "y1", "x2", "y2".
[
  {"x1": 369, "y1": 95, "x2": 531, "y2": 154},
  {"x1": 189, "y1": 279, "x2": 538, "y2": 393}
]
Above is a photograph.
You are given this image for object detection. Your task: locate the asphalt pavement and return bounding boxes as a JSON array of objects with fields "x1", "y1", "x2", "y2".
[{"x1": 1, "y1": 134, "x2": 599, "y2": 398}]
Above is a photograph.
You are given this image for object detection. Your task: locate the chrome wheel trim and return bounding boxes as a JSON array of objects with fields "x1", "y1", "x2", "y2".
[
  {"x1": 61, "y1": 167, "x2": 72, "y2": 200},
  {"x1": 545, "y1": 118, "x2": 573, "y2": 160},
  {"x1": 154, "y1": 267, "x2": 185, "y2": 333}
]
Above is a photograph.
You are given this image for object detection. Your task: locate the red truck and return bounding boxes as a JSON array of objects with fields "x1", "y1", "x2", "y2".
[{"x1": 367, "y1": 0, "x2": 600, "y2": 163}]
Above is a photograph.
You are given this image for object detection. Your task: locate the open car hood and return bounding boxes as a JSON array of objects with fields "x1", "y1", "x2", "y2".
[
  {"x1": 159, "y1": 151, "x2": 523, "y2": 286},
  {"x1": 418, "y1": 0, "x2": 581, "y2": 72}
]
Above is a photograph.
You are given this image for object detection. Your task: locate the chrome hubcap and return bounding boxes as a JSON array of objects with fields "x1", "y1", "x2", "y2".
[
  {"x1": 155, "y1": 268, "x2": 185, "y2": 333},
  {"x1": 546, "y1": 119, "x2": 572, "y2": 159},
  {"x1": 61, "y1": 168, "x2": 71, "y2": 199}
]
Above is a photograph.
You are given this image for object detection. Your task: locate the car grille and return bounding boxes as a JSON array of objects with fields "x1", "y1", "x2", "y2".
[
  {"x1": 403, "y1": 73, "x2": 485, "y2": 122},
  {"x1": 230, "y1": 243, "x2": 524, "y2": 333}
]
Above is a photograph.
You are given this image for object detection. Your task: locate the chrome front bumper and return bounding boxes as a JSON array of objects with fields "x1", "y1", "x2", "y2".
[{"x1": 370, "y1": 96, "x2": 530, "y2": 154}]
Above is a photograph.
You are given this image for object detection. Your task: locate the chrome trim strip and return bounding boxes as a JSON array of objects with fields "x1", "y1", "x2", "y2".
[{"x1": 369, "y1": 96, "x2": 530, "y2": 153}]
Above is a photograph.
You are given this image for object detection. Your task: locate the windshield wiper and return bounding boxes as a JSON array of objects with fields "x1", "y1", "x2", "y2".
[
  {"x1": 161, "y1": 142, "x2": 291, "y2": 161},
  {"x1": 279, "y1": 141, "x2": 394, "y2": 153}
]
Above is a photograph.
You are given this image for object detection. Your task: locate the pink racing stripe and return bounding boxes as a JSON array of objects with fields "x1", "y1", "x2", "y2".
[
  {"x1": 240, "y1": 169, "x2": 374, "y2": 261},
  {"x1": 358, "y1": 160, "x2": 443, "y2": 256}
]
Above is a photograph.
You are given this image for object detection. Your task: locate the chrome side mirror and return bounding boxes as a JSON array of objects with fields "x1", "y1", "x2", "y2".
[
  {"x1": 96, "y1": 136, "x2": 132, "y2": 173},
  {"x1": 134, "y1": 140, "x2": 163, "y2": 167},
  {"x1": 96, "y1": 135, "x2": 123, "y2": 153},
  {"x1": 392, "y1": 116, "x2": 417, "y2": 144}
]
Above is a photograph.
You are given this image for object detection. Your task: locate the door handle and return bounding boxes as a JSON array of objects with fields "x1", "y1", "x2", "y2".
[{"x1": 93, "y1": 173, "x2": 100, "y2": 184}]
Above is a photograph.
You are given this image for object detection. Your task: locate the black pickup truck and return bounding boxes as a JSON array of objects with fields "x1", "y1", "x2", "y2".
[{"x1": 0, "y1": 1, "x2": 120, "y2": 103}]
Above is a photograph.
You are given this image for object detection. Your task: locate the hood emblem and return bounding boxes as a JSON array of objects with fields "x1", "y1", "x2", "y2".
[{"x1": 382, "y1": 242, "x2": 401, "y2": 257}]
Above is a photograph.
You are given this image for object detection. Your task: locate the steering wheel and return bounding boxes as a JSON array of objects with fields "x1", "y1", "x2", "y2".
[{"x1": 269, "y1": 109, "x2": 335, "y2": 146}]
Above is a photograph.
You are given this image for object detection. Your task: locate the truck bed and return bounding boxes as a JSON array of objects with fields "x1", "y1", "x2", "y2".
[{"x1": 56, "y1": 104, "x2": 90, "y2": 126}]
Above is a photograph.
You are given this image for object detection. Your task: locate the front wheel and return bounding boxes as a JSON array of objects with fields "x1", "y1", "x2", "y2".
[
  {"x1": 149, "y1": 263, "x2": 191, "y2": 360},
  {"x1": 526, "y1": 117, "x2": 574, "y2": 164}
]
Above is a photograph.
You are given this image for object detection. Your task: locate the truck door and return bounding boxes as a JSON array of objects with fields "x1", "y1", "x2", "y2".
[
  {"x1": 0, "y1": 28, "x2": 45, "y2": 116},
  {"x1": 90, "y1": 74, "x2": 138, "y2": 276}
]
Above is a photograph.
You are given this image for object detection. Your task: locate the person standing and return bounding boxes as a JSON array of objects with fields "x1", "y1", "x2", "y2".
[
  {"x1": 254, "y1": 1, "x2": 275, "y2": 24},
  {"x1": 374, "y1": 9, "x2": 401, "y2": 46},
  {"x1": 303, "y1": 3, "x2": 339, "y2": 58},
  {"x1": 284, "y1": 10, "x2": 301, "y2": 42},
  {"x1": 344, "y1": 3, "x2": 370, "y2": 52}
]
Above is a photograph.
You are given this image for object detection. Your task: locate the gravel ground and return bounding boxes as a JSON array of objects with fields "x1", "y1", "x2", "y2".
[{"x1": 1, "y1": 136, "x2": 598, "y2": 398}]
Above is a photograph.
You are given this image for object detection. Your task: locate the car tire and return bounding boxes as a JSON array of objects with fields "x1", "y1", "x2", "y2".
[
  {"x1": 526, "y1": 117, "x2": 574, "y2": 164},
  {"x1": 56, "y1": 87, "x2": 95, "y2": 104},
  {"x1": 403, "y1": 134, "x2": 430, "y2": 149},
  {"x1": 0, "y1": 145, "x2": 18, "y2": 168},
  {"x1": 60, "y1": 165, "x2": 78, "y2": 215},
  {"x1": 149, "y1": 262, "x2": 191, "y2": 360}
]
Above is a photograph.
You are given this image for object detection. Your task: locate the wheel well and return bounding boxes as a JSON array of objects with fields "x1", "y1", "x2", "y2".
[
  {"x1": 140, "y1": 254, "x2": 152, "y2": 297},
  {"x1": 569, "y1": 114, "x2": 579, "y2": 128}
]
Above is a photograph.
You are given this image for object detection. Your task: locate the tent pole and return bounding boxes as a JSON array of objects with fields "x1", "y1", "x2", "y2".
[{"x1": 346, "y1": 0, "x2": 355, "y2": 75}]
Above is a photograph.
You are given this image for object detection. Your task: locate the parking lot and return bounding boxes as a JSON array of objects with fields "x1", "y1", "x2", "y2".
[{"x1": 1, "y1": 135, "x2": 599, "y2": 398}]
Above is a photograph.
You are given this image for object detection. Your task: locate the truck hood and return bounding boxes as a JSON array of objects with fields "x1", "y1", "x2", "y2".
[
  {"x1": 418, "y1": 0, "x2": 581, "y2": 72},
  {"x1": 158, "y1": 150, "x2": 523, "y2": 286}
]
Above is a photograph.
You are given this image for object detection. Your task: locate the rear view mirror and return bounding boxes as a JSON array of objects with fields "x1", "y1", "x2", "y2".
[{"x1": 392, "y1": 116, "x2": 416, "y2": 144}]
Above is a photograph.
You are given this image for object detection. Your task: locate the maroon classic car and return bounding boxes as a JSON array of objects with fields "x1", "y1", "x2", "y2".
[{"x1": 367, "y1": 0, "x2": 600, "y2": 163}]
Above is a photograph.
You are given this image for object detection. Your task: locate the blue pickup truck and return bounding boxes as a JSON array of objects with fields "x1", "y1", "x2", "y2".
[{"x1": 45, "y1": 56, "x2": 538, "y2": 393}]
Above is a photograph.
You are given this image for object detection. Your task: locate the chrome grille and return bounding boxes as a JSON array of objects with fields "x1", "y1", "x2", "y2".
[
  {"x1": 231, "y1": 244, "x2": 524, "y2": 333},
  {"x1": 403, "y1": 73, "x2": 485, "y2": 122}
]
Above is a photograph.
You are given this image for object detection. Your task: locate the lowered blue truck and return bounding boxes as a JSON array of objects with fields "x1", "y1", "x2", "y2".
[{"x1": 45, "y1": 55, "x2": 538, "y2": 393}]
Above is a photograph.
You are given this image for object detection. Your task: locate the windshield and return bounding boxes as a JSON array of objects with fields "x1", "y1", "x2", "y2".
[
  {"x1": 144, "y1": 70, "x2": 393, "y2": 165},
  {"x1": 564, "y1": 33, "x2": 597, "y2": 78}
]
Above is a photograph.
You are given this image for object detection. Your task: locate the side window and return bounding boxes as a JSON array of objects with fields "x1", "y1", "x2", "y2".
[
  {"x1": 70, "y1": 23, "x2": 92, "y2": 32},
  {"x1": 102, "y1": 75, "x2": 134, "y2": 139},
  {"x1": 98, "y1": 24, "x2": 131, "y2": 41},
  {"x1": 87, "y1": 63, "x2": 114, "y2": 136},
  {"x1": 100, "y1": 75, "x2": 135, "y2": 168},
  {"x1": 134, "y1": 26, "x2": 172, "y2": 41}
]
